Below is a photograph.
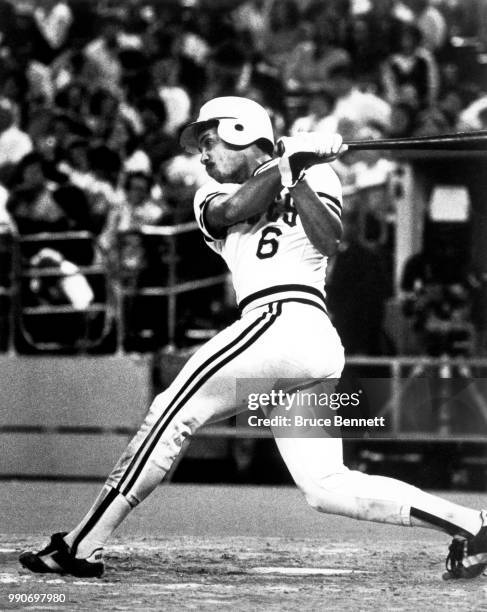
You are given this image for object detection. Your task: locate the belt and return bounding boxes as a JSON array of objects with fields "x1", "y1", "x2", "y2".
[{"x1": 238, "y1": 284, "x2": 328, "y2": 316}]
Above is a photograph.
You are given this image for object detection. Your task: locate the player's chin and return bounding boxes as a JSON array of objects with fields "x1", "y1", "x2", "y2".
[{"x1": 205, "y1": 166, "x2": 224, "y2": 183}]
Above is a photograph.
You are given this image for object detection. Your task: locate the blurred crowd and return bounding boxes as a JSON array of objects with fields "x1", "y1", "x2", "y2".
[
  {"x1": 1, "y1": 0, "x2": 487, "y2": 236},
  {"x1": 0, "y1": 0, "x2": 486, "y2": 353}
]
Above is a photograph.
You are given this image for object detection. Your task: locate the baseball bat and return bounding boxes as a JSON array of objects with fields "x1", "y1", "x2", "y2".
[
  {"x1": 344, "y1": 130, "x2": 487, "y2": 151},
  {"x1": 275, "y1": 131, "x2": 487, "y2": 159}
]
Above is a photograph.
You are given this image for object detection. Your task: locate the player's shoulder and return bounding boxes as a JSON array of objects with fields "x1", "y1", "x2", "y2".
[
  {"x1": 194, "y1": 179, "x2": 240, "y2": 205},
  {"x1": 304, "y1": 162, "x2": 342, "y2": 198}
]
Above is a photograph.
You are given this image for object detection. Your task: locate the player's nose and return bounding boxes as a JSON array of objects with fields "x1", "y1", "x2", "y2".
[{"x1": 200, "y1": 149, "x2": 210, "y2": 165}]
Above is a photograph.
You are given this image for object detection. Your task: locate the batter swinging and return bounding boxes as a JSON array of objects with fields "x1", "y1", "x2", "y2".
[{"x1": 20, "y1": 97, "x2": 487, "y2": 581}]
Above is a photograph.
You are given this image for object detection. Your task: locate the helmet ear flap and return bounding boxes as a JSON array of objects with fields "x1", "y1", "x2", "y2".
[{"x1": 217, "y1": 118, "x2": 258, "y2": 148}]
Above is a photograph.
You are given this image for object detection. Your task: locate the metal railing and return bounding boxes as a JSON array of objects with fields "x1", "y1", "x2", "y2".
[
  {"x1": 117, "y1": 222, "x2": 228, "y2": 349},
  {"x1": 2, "y1": 222, "x2": 230, "y2": 353},
  {"x1": 185, "y1": 353, "x2": 487, "y2": 442},
  {"x1": 12, "y1": 231, "x2": 115, "y2": 352}
]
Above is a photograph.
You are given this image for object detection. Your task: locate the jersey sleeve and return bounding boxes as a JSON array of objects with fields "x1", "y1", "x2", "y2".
[
  {"x1": 193, "y1": 180, "x2": 240, "y2": 252},
  {"x1": 302, "y1": 163, "x2": 343, "y2": 222}
]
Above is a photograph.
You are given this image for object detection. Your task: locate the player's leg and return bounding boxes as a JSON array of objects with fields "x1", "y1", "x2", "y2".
[
  {"x1": 269, "y1": 305, "x2": 486, "y2": 577},
  {"x1": 275, "y1": 435, "x2": 483, "y2": 536},
  {"x1": 19, "y1": 302, "x2": 287, "y2": 576}
]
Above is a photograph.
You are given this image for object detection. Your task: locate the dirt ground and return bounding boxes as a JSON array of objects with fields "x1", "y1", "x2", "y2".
[{"x1": 1, "y1": 483, "x2": 487, "y2": 611}]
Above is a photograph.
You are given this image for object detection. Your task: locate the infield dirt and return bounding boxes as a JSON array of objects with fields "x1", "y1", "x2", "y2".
[{"x1": 1, "y1": 483, "x2": 487, "y2": 610}]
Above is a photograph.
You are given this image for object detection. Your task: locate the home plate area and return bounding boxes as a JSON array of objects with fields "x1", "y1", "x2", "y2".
[
  {"x1": 2, "y1": 485, "x2": 487, "y2": 610},
  {"x1": 2, "y1": 535, "x2": 486, "y2": 611}
]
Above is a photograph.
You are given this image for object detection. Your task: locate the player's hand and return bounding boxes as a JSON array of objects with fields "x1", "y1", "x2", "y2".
[{"x1": 276, "y1": 132, "x2": 347, "y2": 187}]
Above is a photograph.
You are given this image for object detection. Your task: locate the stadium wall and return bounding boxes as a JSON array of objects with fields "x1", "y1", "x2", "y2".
[{"x1": 0, "y1": 355, "x2": 152, "y2": 478}]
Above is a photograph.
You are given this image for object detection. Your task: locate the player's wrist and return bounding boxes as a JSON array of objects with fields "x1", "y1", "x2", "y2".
[{"x1": 286, "y1": 169, "x2": 306, "y2": 189}]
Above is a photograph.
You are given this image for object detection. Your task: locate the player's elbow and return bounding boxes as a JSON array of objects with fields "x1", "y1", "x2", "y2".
[
  {"x1": 206, "y1": 198, "x2": 238, "y2": 229},
  {"x1": 205, "y1": 201, "x2": 232, "y2": 234}
]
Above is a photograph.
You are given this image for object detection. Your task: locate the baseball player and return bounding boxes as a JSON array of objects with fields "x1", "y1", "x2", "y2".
[{"x1": 20, "y1": 97, "x2": 487, "y2": 580}]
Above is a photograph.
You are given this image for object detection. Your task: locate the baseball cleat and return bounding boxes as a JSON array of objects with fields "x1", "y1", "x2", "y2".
[
  {"x1": 19, "y1": 532, "x2": 104, "y2": 578},
  {"x1": 443, "y1": 511, "x2": 487, "y2": 580}
]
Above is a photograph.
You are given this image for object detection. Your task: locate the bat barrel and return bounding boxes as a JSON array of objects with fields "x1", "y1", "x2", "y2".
[{"x1": 344, "y1": 131, "x2": 487, "y2": 151}]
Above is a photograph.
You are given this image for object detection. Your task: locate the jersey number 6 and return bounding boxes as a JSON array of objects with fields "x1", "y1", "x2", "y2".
[{"x1": 256, "y1": 226, "x2": 282, "y2": 259}]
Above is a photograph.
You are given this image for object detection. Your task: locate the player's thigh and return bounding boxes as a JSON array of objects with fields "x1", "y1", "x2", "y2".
[
  {"x1": 274, "y1": 436, "x2": 346, "y2": 490},
  {"x1": 178, "y1": 302, "x2": 345, "y2": 424},
  {"x1": 150, "y1": 305, "x2": 280, "y2": 425},
  {"x1": 151, "y1": 302, "x2": 344, "y2": 428}
]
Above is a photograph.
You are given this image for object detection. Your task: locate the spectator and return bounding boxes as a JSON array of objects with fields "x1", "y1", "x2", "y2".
[
  {"x1": 381, "y1": 22, "x2": 440, "y2": 109},
  {"x1": 100, "y1": 171, "x2": 169, "y2": 243},
  {"x1": 290, "y1": 89, "x2": 337, "y2": 135},
  {"x1": 54, "y1": 81, "x2": 89, "y2": 117},
  {"x1": 334, "y1": 125, "x2": 396, "y2": 189},
  {"x1": 49, "y1": 110, "x2": 91, "y2": 158},
  {"x1": 83, "y1": 15, "x2": 123, "y2": 94},
  {"x1": 152, "y1": 58, "x2": 191, "y2": 138},
  {"x1": 412, "y1": 106, "x2": 451, "y2": 136},
  {"x1": 231, "y1": 0, "x2": 273, "y2": 53},
  {"x1": 408, "y1": 0, "x2": 447, "y2": 53},
  {"x1": 362, "y1": 0, "x2": 405, "y2": 67},
  {"x1": 28, "y1": 247, "x2": 94, "y2": 311},
  {"x1": 204, "y1": 40, "x2": 251, "y2": 101},
  {"x1": 59, "y1": 145, "x2": 124, "y2": 233},
  {"x1": 6, "y1": 152, "x2": 88, "y2": 234},
  {"x1": 98, "y1": 171, "x2": 170, "y2": 283},
  {"x1": 162, "y1": 150, "x2": 209, "y2": 222},
  {"x1": 323, "y1": 63, "x2": 392, "y2": 134},
  {"x1": 0, "y1": 98, "x2": 33, "y2": 184},
  {"x1": 388, "y1": 100, "x2": 417, "y2": 136},
  {"x1": 263, "y1": 0, "x2": 303, "y2": 70},
  {"x1": 87, "y1": 88, "x2": 120, "y2": 139},
  {"x1": 33, "y1": 0, "x2": 73, "y2": 61},
  {"x1": 457, "y1": 94, "x2": 487, "y2": 131},
  {"x1": 105, "y1": 117, "x2": 150, "y2": 174},
  {"x1": 0, "y1": 180, "x2": 14, "y2": 231},
  {"x1": 137, "y1": 96, "x2": 179, "y2": 169},
  {"x1": 346, "y1": 16, "x2": 381, "y2": 82},
  {"x1": 284, "y1": 20, "x2": 351, "y2": 93}
]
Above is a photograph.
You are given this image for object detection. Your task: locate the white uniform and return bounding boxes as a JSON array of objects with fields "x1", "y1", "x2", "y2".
[
  {"x1": 99, "y1": 160, "x2": 349, "y2": 507},
  {"x1": 70, "y1": 158, "x2": 464, "y2": 557},
  {"x1": 194, "y1": 159, "x2": 342, "y2": 310}
]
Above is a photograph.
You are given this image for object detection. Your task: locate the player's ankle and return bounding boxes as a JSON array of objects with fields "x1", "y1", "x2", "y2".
[
  {"x1": 61, "y1": 533, "x2": 104, "y2": 561},
  {"x1": 74, "y1": 539, "x2": 105, "y2": 560}
]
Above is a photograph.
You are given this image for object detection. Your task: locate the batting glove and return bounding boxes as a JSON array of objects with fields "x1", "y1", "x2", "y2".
[{"x1": 277, "y1": 132, "x2": 346, "y2": 188}]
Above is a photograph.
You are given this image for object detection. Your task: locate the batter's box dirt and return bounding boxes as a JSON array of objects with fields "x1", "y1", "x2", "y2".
[{"x1": 2, "y1": 535, "x2": 487, "y2": 611}]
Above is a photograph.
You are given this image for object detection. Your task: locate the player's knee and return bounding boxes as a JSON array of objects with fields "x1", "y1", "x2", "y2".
[
  {"x1": 302, "y1": 487, "x2": 325, "y2": 512},
  {"x1": 299, "y1": 469, "x2": 352, "y2": 512}
]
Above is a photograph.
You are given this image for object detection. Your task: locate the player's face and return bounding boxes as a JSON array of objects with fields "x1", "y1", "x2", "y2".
[{"x1": 198, "y1": 127, "x2": 252, "y2": 184}]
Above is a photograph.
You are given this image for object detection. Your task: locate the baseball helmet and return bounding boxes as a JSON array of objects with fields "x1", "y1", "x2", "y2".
[{"x1": 180, "y1": 96, "x2": 274, "y2": 154}]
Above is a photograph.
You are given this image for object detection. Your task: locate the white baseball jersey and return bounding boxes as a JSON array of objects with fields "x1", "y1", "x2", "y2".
[{"x1": 193, "y1": 159, "x2": 343, "y2": 312}]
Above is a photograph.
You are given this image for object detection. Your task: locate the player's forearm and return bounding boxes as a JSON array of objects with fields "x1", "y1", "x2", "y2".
[
  {"x1": 205, "y1": 166, "x2": 282, "y2": 231},
  {"x1": 289, "y1": 179, "x2": 342, "y2": 256}
]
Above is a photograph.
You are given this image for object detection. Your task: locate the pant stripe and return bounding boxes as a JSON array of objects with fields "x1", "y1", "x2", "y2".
[
  {"x1": 410, "y1": 507, "x2": 472, "y2": 537},
  {"x1": 118, "y1": 302, "x2": 282, "y2": 496},
  {"x1": 71, "y1": 486, "x2": 119, "y2": 554}
]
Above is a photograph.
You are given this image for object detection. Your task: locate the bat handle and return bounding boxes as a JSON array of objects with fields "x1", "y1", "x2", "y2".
[{"x1": 274, "y1": 141, "x2": 334, "y2": 165}]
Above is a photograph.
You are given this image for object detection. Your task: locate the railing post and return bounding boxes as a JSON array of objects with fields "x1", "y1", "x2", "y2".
[{"x1": 390, "y1": 358, "x2": 402, "y2": 435}]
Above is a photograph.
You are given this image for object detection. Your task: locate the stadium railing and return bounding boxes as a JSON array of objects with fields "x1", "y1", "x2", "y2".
[
  {"x1": 2, "y1": 220, "x2": 229, "y2": 353},
  {"x1": 3, "y1": 184, "x2": 486, "y2": 443},
  {"x1": 116, "y1": 222, "x2": 228, "y2": 349},
  {"x1": 12, "y1": 230, "x2": 114, "y2": 352}
]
